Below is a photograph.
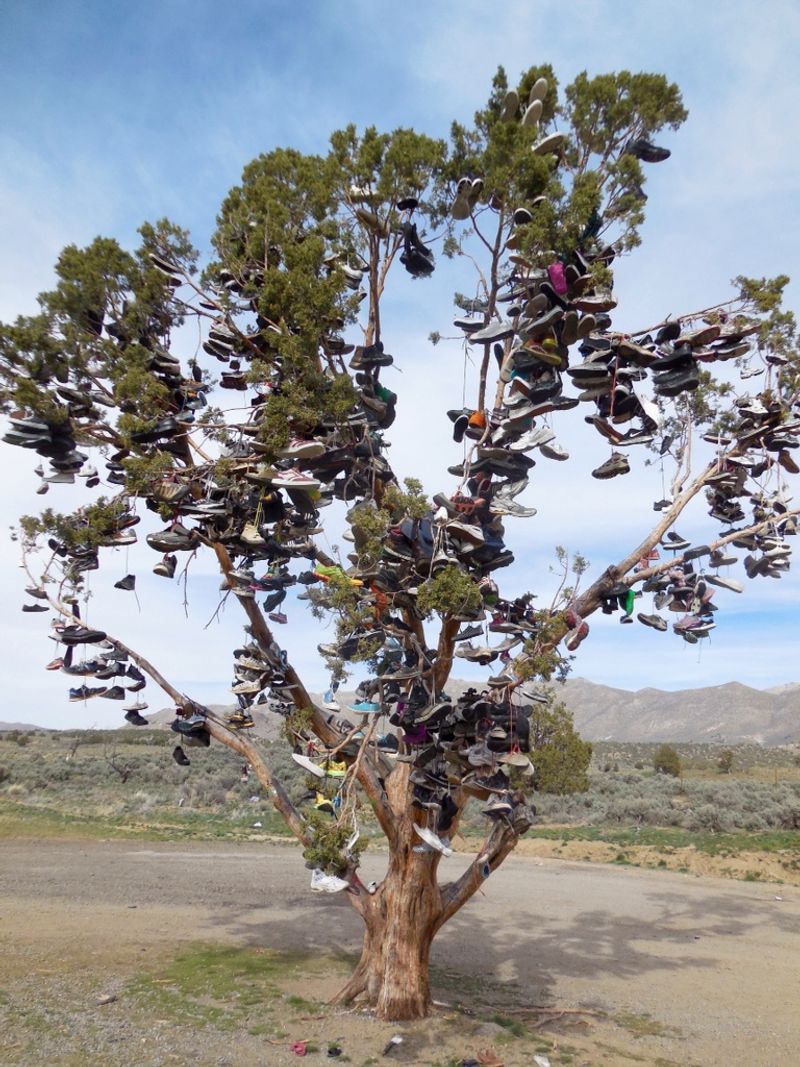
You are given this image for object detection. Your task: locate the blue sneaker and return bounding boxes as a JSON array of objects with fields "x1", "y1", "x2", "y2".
[{"x1": 349, "y1": 700, "x2": 381, "y2": 714}]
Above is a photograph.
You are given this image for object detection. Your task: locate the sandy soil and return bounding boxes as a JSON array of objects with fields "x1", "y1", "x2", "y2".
[
  {"x1": 510, "y1": 836, "x2": 800, "y2": 885},
  {"x1": 1, "y1": 838, "x2": 798, "y2": 1066}
]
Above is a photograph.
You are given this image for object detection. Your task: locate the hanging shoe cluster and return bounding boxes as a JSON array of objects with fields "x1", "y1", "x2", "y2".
[
  {"x1": 338, "y1": 675, "x2": 540, "y2": 852},
  {"x1": 38, "y1": 603, "x2": 150, "y2": 719}
]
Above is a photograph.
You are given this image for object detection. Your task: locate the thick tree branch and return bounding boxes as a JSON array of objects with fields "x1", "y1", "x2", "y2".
[
  {"x1": 22, "y1": 553, "x2": 310, "y2": 844},
  {"x1": 211, "y1": 541, "x2": 398, "y2": 846},
  {"x1": 433, "y1": 615, "x2": 460, "y2": 691},
  {"x1": 437, "y1": 801, "x2": 532, "y2": 927},
  {"x1": 477, "y1": 210, "x2": 507, "y2": 412},
  {"x1": 629, "y1": 508, "x2": 800, "y2": 587}
]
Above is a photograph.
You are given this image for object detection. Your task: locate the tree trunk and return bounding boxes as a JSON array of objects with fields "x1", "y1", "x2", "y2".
[{"x1": 334, "y1": 817, "x2": 443, "y2": 1019}]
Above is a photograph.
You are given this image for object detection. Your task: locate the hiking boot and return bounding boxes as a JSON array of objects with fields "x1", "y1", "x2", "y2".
[
  {"x1": 591, "y1": 452, "x2": 630, "y2": 479},
  {"x1": 172, "y1": 745, "x2": 191, "y2": 767},
  {"x1": 146, "y1": 525, "x2": 198, "y2": 553},
  {"x1": 626, "y1": 137, "x2": 671, "y2": 163},
  {"x1": 124, "y1": 709, "x2": 149, "y2": 726},
  {"x1": 564, "y1": 619, "x2": 589, "y2": 651},
  {"x1": 454, "y1": 624, "x2": 484, "y2": 642},
  {"x1": 153, "y1": 554, "x2": 177, "y2": 579},
  {"x1": 662, "y1": 531, "x2": 690, "y2": 551},
  {"x1": 482, "y1": 794, "x2": 514, "y2": 818}
]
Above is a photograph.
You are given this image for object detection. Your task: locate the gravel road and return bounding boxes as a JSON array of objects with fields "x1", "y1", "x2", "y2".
[{"x1": 1, "y1": 838, "x2": 798, "y2": 1065}]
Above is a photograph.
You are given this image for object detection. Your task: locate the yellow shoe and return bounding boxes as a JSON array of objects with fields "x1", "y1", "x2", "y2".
[
  {"x1": 314, "y1": 792, "x2": 335, "y2": 814},
  {"x1": 323, "y1": 760, "x2": 348, "y2": 778}
]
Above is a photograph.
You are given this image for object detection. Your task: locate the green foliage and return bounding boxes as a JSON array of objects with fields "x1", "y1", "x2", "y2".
[
  {"x1": 345, "y1": 481, "x2": 429, "y2": 565},
  {"x1": 121, "y1": 451, "x2": 177, "y2": 495},
  {"x1": 302, "y1": 810, "x2": 366, "y2": 875},
  {"x1": 416, "y1": 565, "x2": 482, "y2": 618},
  {"x1": 19, "y1": 496, "x2": 129, "y2": 552},
  {"x1": 517, "y1": 611, "x2": 569, "y2": 682},
  {"x1": 442, "y1": 63, "x2": 687, "y2": 271},
  {"x1": 527, "y1": 695, "x2": 592, "y2": 794},
  {"x1": 282, "y1": 706, "x2": 315, "y2": 744},
  {"x1": 384, "y1": 478, "x2": 430, "y2": 519},
  {"x1": 347, "y1": 501, "x2": 392, "y2": 561},
  {"x1": 653, "y1": 744, "x2": 682, "y2": 778}
]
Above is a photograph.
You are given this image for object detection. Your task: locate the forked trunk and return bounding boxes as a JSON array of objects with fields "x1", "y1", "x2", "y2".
[{"x1": 334, "y1": 827, "x2": 443, "y2": 1019}]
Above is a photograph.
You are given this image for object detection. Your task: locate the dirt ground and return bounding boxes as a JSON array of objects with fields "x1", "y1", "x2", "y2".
[
  {"x1": 1, "y1": 838, "x2": 798, "y2": 1066},
  {"x1": 510, "y1": 836, "x2": 800, "y2": 885}
]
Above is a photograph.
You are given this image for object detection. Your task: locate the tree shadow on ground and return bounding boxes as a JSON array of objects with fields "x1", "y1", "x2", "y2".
[{"x1": 206, "y1": 863, "x2": 799, "y2": 1014}]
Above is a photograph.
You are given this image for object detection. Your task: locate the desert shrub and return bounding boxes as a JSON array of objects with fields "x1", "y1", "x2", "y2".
[
  {"x1": 690, "y1": 804, "x2": 728, "y2": 832},
  {"x1": 718, "y1": 749, "x2": 735, "y2": 774},
  {"x1": 653, "y1": 744, "x2": 681, "y2": 777},
  {"x1": 130, "y1": 790, "x2": 157, "y2": 813},
  {"x1": 737, "y1": 811, "x2": 769, "y2": 831},
  {"x1": 777, "y1": 803, "x2": 800, "y2": 829}
]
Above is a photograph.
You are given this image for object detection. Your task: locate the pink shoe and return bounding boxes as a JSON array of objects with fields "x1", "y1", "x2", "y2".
[{"x1": 547, "y1": 261, "x2": 568, "y2": 296}]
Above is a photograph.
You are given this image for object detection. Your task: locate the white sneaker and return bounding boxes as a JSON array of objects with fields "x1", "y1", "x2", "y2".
[
  {"x1": 508, "y1": 426, "x2": 555, "y2": 452},
  {"x1": 272, "y1": 467, "x2": 321, "y2": 490},
  {"x1": 278, "y1": 436, "x2": 325, "y2": 460},
  {"x1": 539, "y1": 441, "x2": 569, "y2": 461},
  {"x1": 291, "y1": 752, "x2": 325, "y2": 779},
  {"x1": 704, "y1": 574, "x2": 744, "y2": 593},
  {"x1": 489, "y1": 498, "x2": 537, "y2": 518},
  {"x1": 413, "y1": 824, "x2": 452, "y2": 857},
  {"x1": 310, "y1": 868, "x2": 350, "y2": 893}
]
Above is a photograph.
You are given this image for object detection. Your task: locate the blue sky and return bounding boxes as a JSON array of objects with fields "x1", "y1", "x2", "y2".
[{"x1": 1, "y1": 0, "x2": 800, "y2": 728}]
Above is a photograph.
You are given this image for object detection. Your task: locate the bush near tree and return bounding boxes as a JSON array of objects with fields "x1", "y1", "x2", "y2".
[
  {"x1": 654, "y1": 744, "x2": 682, "y2": 778},
  {"x1": 1, "y1": 62, "x2": 798, "y2": 1019},
  {"x1": 718, "y1": 748, "x2": 735, "y2": 774},
  {"x1": 528, "y1": 696, "x2": 592, "y2": 794}
]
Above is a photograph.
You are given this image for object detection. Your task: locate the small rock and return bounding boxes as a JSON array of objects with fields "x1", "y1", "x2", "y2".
[
  {"x1": 96, "y1": 993, "x2": 117, "y2": 1005},
  {"x1": 473, "y1": 1021, "x2": 505, "y2": 1039},
  {"x1": 534, "y1": 1057, "x2": 551, "y2": 1067}
]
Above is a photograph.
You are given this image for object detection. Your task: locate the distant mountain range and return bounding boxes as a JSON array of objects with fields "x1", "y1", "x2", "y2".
[
  {"x1": 5, "y1": 679, "x2": 799, "y2": 745},
  {"x1": 559, "y1": 678, "x2": 800, "y2": 745}
]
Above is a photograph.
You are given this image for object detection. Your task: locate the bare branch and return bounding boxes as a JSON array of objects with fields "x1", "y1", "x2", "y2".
[
  {"x1": 210, "y1": 540, "x2": 399, "y2": 846},
  {"x1": 437, "y1": 805, "x2": 529, "y2": 927},
  {"x1": 21, "y1": 551, "x2": 310, "y2": 845}
]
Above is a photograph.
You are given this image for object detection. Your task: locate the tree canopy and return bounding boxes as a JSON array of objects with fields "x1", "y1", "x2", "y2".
[{"x1": 1, "y1": 62, "x2": 797, "y2": 1020}]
